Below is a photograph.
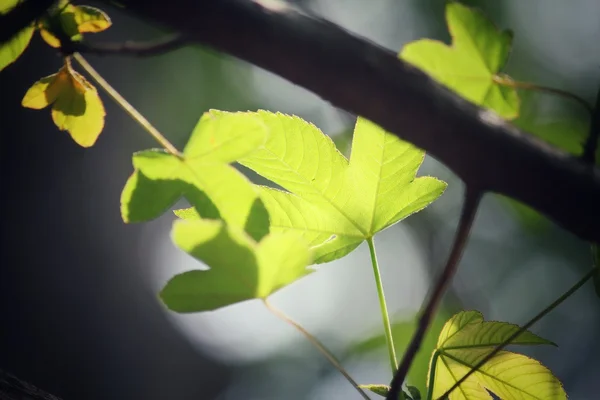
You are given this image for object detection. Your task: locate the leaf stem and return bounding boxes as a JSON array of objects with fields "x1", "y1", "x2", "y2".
[
  {"x1": 367, "y1": 237, "x2": 398, "y2": 374},
  {"x1": 493, "y1": 76, "x2": 593, "y2": 115},
  {"x1": 439, "y1": 267, "x2": 597, "y2": 400},
  {"x1": 71, "y1": 53, "x2": 182, "y2": 156},
  {"x1": 387, "y1": 188, "x2": 482, "y2": 400},
  {"x1": 262, "y1": 299, "x2": 369, "y2": 400}
]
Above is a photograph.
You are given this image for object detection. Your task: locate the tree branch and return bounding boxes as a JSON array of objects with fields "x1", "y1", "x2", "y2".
[
  {"x1": 104, "y1": 0, "x2": 600, "y2": 242},
  {"x1": 64, "y1": 34, "x2": 187, "y2": 57},
  {"x1": 0, "y1": 368, "x2": 63, "y2": 400}
]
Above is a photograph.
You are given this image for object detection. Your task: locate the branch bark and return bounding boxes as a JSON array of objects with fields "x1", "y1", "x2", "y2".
[
  {"x1": 0, "y1": 369, "x2": 62, "y2": 400},
  {"x1": 105, "y1": 0, "x2": 599, "y2": 242},
  {"x1": 6, "y1": 0, "x2": 599, "y2": 241}
]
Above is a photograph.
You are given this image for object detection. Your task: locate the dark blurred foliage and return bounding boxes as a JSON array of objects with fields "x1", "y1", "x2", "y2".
[{"x1": 1, "y1": 1, "x2": 600, "y2": 399}]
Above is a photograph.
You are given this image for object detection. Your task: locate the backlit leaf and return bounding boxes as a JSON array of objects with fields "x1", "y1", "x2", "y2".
[
  {"x1": 238, "y1": 111, "x2": 446, "y2": 263},
  {"x1": 160, "y1": 219, "x2": 312, "y2": 312},
  {"x1": 0, "y1": 1, "x2": 34, "y2": 71},
  {"x1": 120, "y1": 110, "x2": 270, "y2": 241},
  {"x1": 21, "y1": 64, "x2": 105, "y2": 147},
  {"x1": 400, "y1": 3, "x2": 518, "y2": 119},
  {"x1": 39, "y1": 4, "x2": 111, "y2": 48},
  {"x1": 430, "y1": 311, "x2": 565, "y2": 400}
]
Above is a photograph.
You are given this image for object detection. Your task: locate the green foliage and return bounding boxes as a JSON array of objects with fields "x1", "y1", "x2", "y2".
[
  {"x1": 0, "y1": 1, "x2": 35, "y2": 72},
  {"x1": 359, "y1": 384, "x2": 421, "y2": 399},
  {"x1": 161, "y1": 219, "x2": 312, "y2": 312},
  {"x1": 2, "y1": 1, "x2": 588, "y2": 398},
  {"x1": 428, "y1": 311, "x2": 565, "y2": 400},
  {"x1": 236, "y1": 112, "x2": 446, "y2": 263},
  {"x1": 121, "y1": 110, "x2": 270, "y2": 241},
  {"x1": 400, "y1": 2, "x2": 519, "y2": 119}
]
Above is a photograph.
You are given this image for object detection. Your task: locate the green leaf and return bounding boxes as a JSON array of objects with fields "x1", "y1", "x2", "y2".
[
  {"x1": 21, "y1": 64, "x2": 106, "y2": 147},
  {"x1": 359, "y1": 384, "x2": 390, "y2": 397},
  {"x1": 430, "y1": 310, "x2": 565, "y2": 400},
  {"x1": 0, "y1": 0, "x2": 34, "y2": 72},
  {"x1": 238, "y1": 111, "x2": 446, "y2": 263},
  {"x1": 120, "y1": 110, "x2": 270, "y2": 241},
  {"x1": 592, "y1": 244, "x2": 600, "y2": 298},
  {"x1": 0, "y1": 25, "x2": 34, "y2": 72},
  {"x1": 400, "y1": 3, "x2": 519, "y2": 119},
  {"x1": 160, "y1": 219, "x2": 312, "y2": 312},
  {"x1": 406, "y1": 386, "x2": 421, "y2": 400}
]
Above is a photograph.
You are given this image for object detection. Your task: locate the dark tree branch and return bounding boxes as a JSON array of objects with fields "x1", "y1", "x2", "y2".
[
  {"x1": 0, "y1": 0, "x2": 55, "y2": 44},
  {"x1": 104, "y1": 0, "x2": 600, "y2": 242},
  {"x1": 583, "y1": 87, "x2": 600, "y2": 164},
  {"x1": 64, "y1": 33, "x2": 187, "y2": 57},
  {"x1": 386, "y1": 189, "x2": 482, "y2": 400},
  {"x1": 0, "y1": 369, "x2": 62, "y2": 400}
]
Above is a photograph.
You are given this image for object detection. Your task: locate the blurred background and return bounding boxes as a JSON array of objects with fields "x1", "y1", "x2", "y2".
[{"x1": 1, "y1": 0, "x2": 599, "y2": 399}]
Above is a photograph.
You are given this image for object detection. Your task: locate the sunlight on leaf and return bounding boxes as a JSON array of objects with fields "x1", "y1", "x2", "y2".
[
  {"x1": 430, "y1": 311, "x2": 565, "y2": 400},
  {"x1": 39, "y1": 3, "x2": 111, "y2": 48},
  {"x1": 238, "y1": 111, "x2": 446, "y2": 264},
  {"x1": 120, "y1": 110, "x2": 270, "y2": 241},
  {"x1": 0, "y1": 0, "x2": 35, "y2": 71},
  {"x1": 400, "y1": 3, "x2": 519, "y2": 119},
  {"x1": 160, "y1": 219, "x2": 312, "y2": 312},
  {"x1": 21, "y1": 63, "x2": 105, "y2": 147}
]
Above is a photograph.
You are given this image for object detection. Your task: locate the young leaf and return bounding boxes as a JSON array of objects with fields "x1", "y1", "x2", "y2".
[
  {"x1": 39, "y1": 4, "x2": 111, "y2": 48},
  {"x1": 430, "y1": 311, "x2": 565, "y2": 400},
  {"x1": 400, "y1": 3, "x2": 519, "y2": 119},
  {"x1": 160, "y1": 219, "x2": 312, "y2": 312},
  {"x1": 120, "y1": 110, "x2": 270, "y2": 241},
  {"x1": 21, "y1": 63, "x2": 105, "y2": 147},
  {"x1": 359, "y1": 384, "x2": 390, "y2": 397},
  {"x1": 0, "y1": 1, "x2": 35, "y2": 71},
  {"x1": 238, "y1": 112, "x2": 446, "y2": 263}
]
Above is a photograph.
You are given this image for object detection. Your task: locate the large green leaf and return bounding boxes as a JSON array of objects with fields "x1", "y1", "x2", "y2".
[
  {"x1": 120, "y1": 110, "x2": 270, "y2": 241},
  {"x1": 160, "y1": 219, "x2": 312, "y2": 312},
  {"x1": 400, "y1": 3, "x2": 519, "y2": 119},
  {"x1": 430, "y1": 311, "x2": 565, "y2": 400},
  {"x1": 237, "y1": 111, "x2": 446, "y2": 263}
]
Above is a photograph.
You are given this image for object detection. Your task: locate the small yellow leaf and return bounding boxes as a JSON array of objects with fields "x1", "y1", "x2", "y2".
[
  {"x1": 73, "y1": 6, "x2": 111, "y2": 33},
  {"x1": 51, "y1": 68, "x2": 105, "y2": 147},
  {"x1": 21, "y1": 73, "x2": 62, "y2": 109},
  {"x1": 22, "y1": 65, "x2": 106, "y2": 147},
  {"x1": 39, "y1": 28, "x2": 62, "y2": 48}
]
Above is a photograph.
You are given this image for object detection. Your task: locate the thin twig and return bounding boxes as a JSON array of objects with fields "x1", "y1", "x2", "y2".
[
  {"x1": 439, "y1": 267, "x2": 596, "y2": 400},
  {"x1": 386, "y1": 188, "x2": 482, "y2": 400},
  {"x1": 493, "y1": 76, "x2": 594, "y2": 115},
  {"x1": 262, "y1": 299, "x2": 370, "y2": 400},
  {"x1": 64, "y1": 33, "x2": 187, "y2": 57},
  {"x1": 71, "y1": 53, "x2": 182, "y2": 156},
  {"x1": 582, "y1": 87, "x2": 600, "y2": 164}
]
